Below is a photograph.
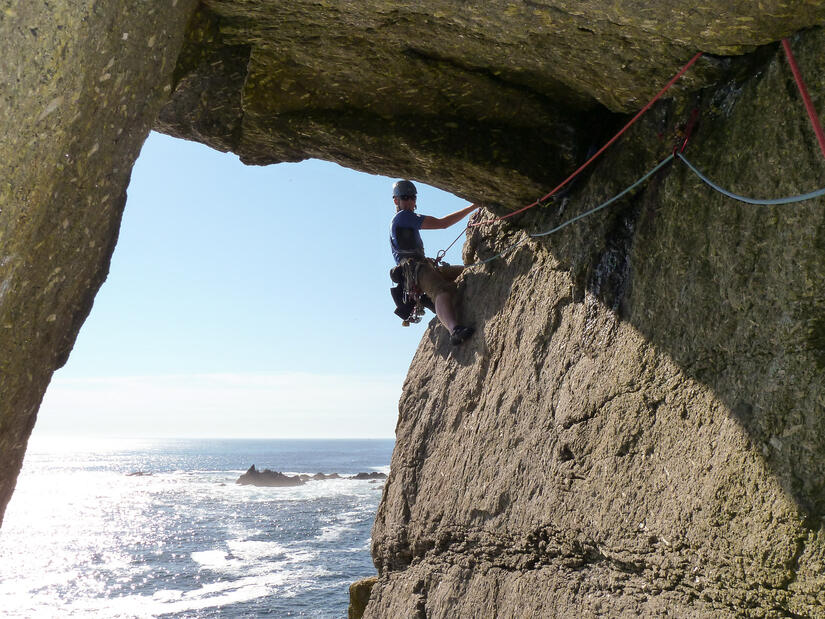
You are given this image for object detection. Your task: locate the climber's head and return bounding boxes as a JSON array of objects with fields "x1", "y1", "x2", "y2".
[{"x1": 393, "y1": 180, "x2": 417, "y2": 212}]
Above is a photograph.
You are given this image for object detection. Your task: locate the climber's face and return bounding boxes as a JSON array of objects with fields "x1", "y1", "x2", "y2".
[{"x1": 394, "y1": 195, "x2": 417, "y2": 212}]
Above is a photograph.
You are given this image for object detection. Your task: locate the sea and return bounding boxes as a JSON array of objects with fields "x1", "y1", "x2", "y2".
[{"x1": 0, "y1": 437, "x2": 394, "y2": 618}]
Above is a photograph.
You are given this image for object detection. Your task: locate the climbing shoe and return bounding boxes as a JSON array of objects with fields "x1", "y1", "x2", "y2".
[{"x1": 450, "y1": 325, "x2": 474, "y2": 345}]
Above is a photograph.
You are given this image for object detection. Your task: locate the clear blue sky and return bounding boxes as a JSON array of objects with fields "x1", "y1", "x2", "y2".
[{"x1": 35, "y1": 132, "x2": 472, "y2": 439}]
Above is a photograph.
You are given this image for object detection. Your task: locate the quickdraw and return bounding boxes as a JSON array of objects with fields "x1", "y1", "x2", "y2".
[{"x1": 673, "y1": 107, "x2": 700, "y2": 154}]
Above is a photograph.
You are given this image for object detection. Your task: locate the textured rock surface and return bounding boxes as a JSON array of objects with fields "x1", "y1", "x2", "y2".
[
  {"x1": 1, "y1": 1, "x2": 825, "y2": 616},
  {"x1": 0, "y1": 0, "x2": 199, "y2": 523},
  {"x1": 369, "y1": 30, "x2": 825, "y2": 618},
  {"x1": 157, "y1": 1, "x2": 825, "y2": 208}
]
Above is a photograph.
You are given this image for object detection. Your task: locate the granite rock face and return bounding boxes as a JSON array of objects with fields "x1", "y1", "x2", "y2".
[
  {"x1": 370, "y1": 30, "x2": 825, "y2": 618},
  {"x1": 1, "y1": 1, "x2": 825, "y2": 616},
  {"x1": 0, "y1": 0, "x2": 199, "y2": 524}
]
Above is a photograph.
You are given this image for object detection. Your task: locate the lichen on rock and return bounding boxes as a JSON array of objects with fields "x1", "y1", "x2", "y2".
[{"x1": 348, "y1": 576, "x2": 378, "y2": 619}]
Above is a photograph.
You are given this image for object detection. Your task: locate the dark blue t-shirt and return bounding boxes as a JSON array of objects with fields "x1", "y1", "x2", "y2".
[{"x1": 390, "y1": 210, "x2": 425, "y2": 264}]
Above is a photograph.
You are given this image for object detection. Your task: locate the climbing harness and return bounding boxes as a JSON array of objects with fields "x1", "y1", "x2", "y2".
[
  {"x1": 389, "y1": 259, "x2": 432, "y2": 325},
  {"x1": 401, "y1": 260, "x2": 425, "y2": 324}
]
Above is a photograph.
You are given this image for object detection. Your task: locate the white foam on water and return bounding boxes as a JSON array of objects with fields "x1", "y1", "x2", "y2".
[
  {"x1": 191, "y1": 549, "x2": 235, "y2": 568},
  {"x1": 191, "y1": 538, "x2": 321, "y2": 581},
  {"x1": 317, "y1": 524, "x2": 354, "y2": 542},
  {"x1": 337, "y1": 508, "x2": 367, "y2": 524},
  {"x1": 343, "y1": 538, "x2": 373, "y2": 553},
  {"x1": 226, "y1": 475, "x2": 386, "y2": 504},
  {"x1": 57, "y1": 561, "x2": 334, "y2": 618},
  {"x1": 226, "y1": 539, "x2": 290, "y2": 562},
  {"x1": 314, "y1": 506, "x2": 374, "y2": 543},
  {"x1": 65, "y1": 578, "x2": 273, "y2": 617}
]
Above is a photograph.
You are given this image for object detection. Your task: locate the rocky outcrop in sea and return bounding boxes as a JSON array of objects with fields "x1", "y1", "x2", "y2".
[{"x1": 236, "y1": 465, "x2": 385, "y2": 487}]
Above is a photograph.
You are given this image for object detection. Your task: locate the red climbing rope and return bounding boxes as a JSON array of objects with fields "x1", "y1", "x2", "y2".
[
  {"x1": 469, "y1": 51, "x2": 704, "y2": 227},
  {"x1": 781, "y1": 38, "x2": 825, "y2": 161},
  {"x1": 676, "y1": 108, "x2": 700, "y2": 154}
]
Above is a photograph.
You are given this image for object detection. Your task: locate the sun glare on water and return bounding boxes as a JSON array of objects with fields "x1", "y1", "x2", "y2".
[{"x1": 0, "y1": 438, "x2": 386, "y2": 618}]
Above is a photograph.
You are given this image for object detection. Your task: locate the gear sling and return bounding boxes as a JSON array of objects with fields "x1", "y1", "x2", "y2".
[{"x1": 390, "y1": 258, "x2": 435, "y2": 325}]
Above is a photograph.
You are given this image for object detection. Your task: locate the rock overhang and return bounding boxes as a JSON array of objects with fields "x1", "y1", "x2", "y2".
[{"x1": 156, "y1": 1, "x2": 825, "y2": 209}]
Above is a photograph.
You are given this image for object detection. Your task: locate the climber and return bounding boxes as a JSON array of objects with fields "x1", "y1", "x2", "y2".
[{"x1": 389, "y1": 179, "x2": 479, "y2": 345}]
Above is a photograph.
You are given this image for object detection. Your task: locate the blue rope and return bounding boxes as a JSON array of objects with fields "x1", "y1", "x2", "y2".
[
  {"x1": 530, "y1": 154, "x2": 675, "y2": 237},
  {"x1": 676, "y1": 153, "x2": 825, "y2": 205},
  {"x1": 464, "y1": 151, "x2": 825, "y2": 268},
  {"x1": 467, "y1": 153, "x2": 675, "y2": 266},
  {"x1": 474, "y1": 236, "x2": 530, "y2": 265}
]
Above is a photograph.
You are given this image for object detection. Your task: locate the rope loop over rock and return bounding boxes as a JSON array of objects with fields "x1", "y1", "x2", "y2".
[
  {"x1": 435, "y1": 43, "x2": 825, "y2": 267},
  {"x1": 677, "y1": 154, "x2": 825, "y2": 205},
  {"x1": 466, "y1": 153, "x2": 676, "y2": 266}
]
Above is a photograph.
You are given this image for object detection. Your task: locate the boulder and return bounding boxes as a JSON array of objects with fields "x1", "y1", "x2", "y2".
[{"x1": 348, "y1": 576, "x2": 378, "y2": 619}]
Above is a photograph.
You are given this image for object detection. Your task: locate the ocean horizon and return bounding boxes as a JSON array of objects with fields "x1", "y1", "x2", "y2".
[{"x1": 0, "y1": 437, "x2": 394, "y2": 618}]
